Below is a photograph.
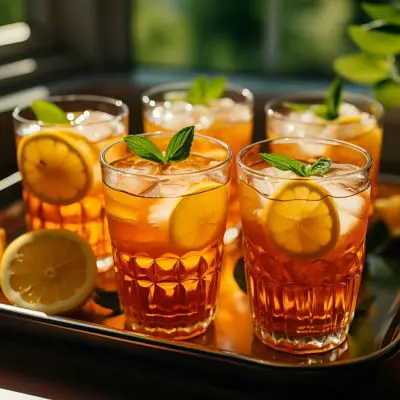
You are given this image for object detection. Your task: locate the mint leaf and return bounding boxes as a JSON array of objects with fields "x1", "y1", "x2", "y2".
[
  {"x1": 206, "y1": 76, "x2": 225, "y2": 101},
  {"x1": 314, "y1": 104, "x2": 329, "y2": 119},
  {"x1": 186, "y1": 76, "x2": 208, "y2": 104},
  {"x1": 260, "y1": 153, "x2": 307, "y2": 177},
  {"x1": 282, "y1": 101, "x2": 310, "y2": 111},
  {"x1": 260, "y1": 153, "x2": 332, "y2": 177},
  {"x1": 31, "y1": 100, "x2": 69, "y2": 124},
  {"x1": 325, "y1": 77, "x2": 342, "y2": 120},
  {"x1": 124, "y1": 135, "x2": 165, "y2": 163},
  {"x1": 374, "y1": 79, "x2": 400, "y2": 109},
  {"x1": 305, "y1": 158, "x2": 332, "y2": 177},
  {"x1": 165, "y1": 125, "x2": 195, "y2": 162},
  {"x1": 186, "y1": 75, "x2": 226, "y2": 104}
]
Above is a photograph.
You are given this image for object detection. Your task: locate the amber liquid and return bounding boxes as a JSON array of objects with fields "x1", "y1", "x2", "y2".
[
  {"x1": 105, "y1": 187, "x2": 227, "y2": 339},
  {"x1": 144, "y1": 118, "x2": 253, "y2": 236},
  {"x1": 240, "y1": 182, "x2": 370, "y2": 354},
  {"x1": 16, "y1": 130, "x2": 126, "y2": 270}
]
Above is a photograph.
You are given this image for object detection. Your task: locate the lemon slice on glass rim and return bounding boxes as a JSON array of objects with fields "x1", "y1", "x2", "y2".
[
  {"x1": 17, "y1": 128, "x2": 96, "y2": 206},
  {"x1": 0, "y1": 229, "x2": 97, "y2": 314},
  {"x1": 263, "y1": 180, "x2": 340, "y2": 259}
]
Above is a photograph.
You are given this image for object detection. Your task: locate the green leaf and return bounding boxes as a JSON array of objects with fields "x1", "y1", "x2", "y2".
[
  {"x1": 31, "y1": 100, "x2": 69, "y2": 124},
  {"x1": 334, "y1": 53, "x2": 390, "y2": 84},
  {"x1": 124, "y1": 135, "x2": 165, "y2": 163},
  {"x1": 186, "y1": 76, "x2": 208, "y2": 104},
  {"x1": 282, "y1": 101, "x2": 310, "y2": 111},
  {"x1": 362, "y1": 2, "x2": 399, "y2": 20},
  {"x1": 260, "y1": 153, "x2": 307, "y2": 177},
  {"x1": 374, "y1": 79, "x2": 400, "y2": 109},
  {"x1": 186, "y1": 75, "x2": 226, "y2": 104},
  {"x1": 313, "y1": 104, "x2": 329, "y2": 119},
  {"x1": 349, "y1": 23, "x2": 400, "y2": 55},
  {"x1": 165, "y1": 125, "x2": 195, "y2": 163},
  {"x1": 205, "y1": 76, "x2": 226, "y2": 101},
  {"x1": 305, "y1": 158, "x2": 332, "y2": 177},
  {"x1": 260, "y1": 153, "x2": 332, "y2": 177},
  {"x1": 325, "y1": 77, "x2": 342, "y2": 120}
]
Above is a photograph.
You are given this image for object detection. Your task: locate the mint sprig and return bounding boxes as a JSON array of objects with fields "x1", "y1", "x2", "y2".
[
  {"x1": 186, "y1": 76, "x2": 225, "y2": 104},
  {"x1": 283, "y1": 77, "x2": 342, "y2": 121},
  {"x1": 31, "y1": 100, "x2": 69, "y2": 124},
  {"x1": 124, "y1": 125, "x2": 195, "y2": 165},
  {"x1": 260, "y1": 153, "x2": 332, "y2": 177}
]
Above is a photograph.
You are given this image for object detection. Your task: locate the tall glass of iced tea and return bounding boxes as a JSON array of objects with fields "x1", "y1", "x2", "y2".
[
  {"x1": 238, "y1": 137, "x2": 371, "y2": 353},
  {"x1": 142, "y1": 82, "x2": 253, "y2": 242},
  {"x1": 266, "y1": 93, "x2": 382, "y2": 200},
  {"x1": 101, "y1": 132, "x2": 231, "y2": 339},
  {"x1": 13, "y1": 95, "x2": 129, "y2": 271}
]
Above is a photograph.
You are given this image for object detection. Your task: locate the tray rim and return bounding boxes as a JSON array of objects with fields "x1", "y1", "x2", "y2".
[
  {"x1": 1, "y1": 302, "x2": 399, "y2": 371},
  {"x1": 1, "y1": 173, "x2": 400, "y2": 371}
]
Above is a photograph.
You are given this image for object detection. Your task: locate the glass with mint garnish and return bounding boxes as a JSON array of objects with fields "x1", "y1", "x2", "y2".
[
  {"x1": 100, "y1": 127, "x2": 231, "y2": 339},
  {"x1": 237, "y1": 136, "x2": 372, "y2": 354},
  {"x1": 13, "y1": 95, "x2": 129, "y2": 273},
  {"x1": 265, "y1": 78, "x2": 383, "y2": 202},
  {"x1": 141, "y1": 76, "x2": 254, "y2": 243}
]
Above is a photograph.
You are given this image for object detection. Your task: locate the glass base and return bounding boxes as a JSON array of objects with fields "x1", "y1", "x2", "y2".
[
  {"x1": 96, "y1": 255, "x2": 114, "y2": 273},
  {"x1": 254, "y1": 324, "x2": 348, "y2": 354},
  {"x1": 125, "y1": 310, "x2": 215, "y2": 340}
]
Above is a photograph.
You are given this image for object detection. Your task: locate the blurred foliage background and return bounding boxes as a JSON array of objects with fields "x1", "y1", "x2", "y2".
[{"x1": 0, "y1": 0, "x2": 24, "y2": 26}]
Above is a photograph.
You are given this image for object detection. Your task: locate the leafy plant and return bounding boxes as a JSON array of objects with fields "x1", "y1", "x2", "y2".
[{"x1": 334, "y1": 1, "x2": 400, "y2": 109}]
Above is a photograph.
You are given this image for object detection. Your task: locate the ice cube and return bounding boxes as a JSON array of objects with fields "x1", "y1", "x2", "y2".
[
  {"x1": 74, "y1": 111, "x2": 120, "y2": 142},
  {"x1": 209, "y1": 97, "x2": 235, "y2": 109}
]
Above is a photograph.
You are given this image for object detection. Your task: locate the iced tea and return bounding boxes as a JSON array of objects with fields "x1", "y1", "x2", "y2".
[
  {"x1": 101, "y1": 133, "x2": 231, "y2": 339},
  {"x1": 238, "y1": 137, "x2": 371, "y2": 353},
  {"x1": 13, "y1": 95, "x2": 129, "y2": 271},
  {"x1": 142, "y1": 82, "x2": 253, "y2": 242}
]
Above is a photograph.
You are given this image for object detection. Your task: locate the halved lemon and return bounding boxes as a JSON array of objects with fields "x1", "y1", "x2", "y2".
[
  {"x1": 0, "y1": 229, "x2": 97, "y2": 314},
  {"x1": 170, "y1": 180, "x2": 229, "y2": 251},
  {"x1": 263, "y1": 180, "x2": 340, "y2": 258},
  {"x1": 17, "y1": 129, "x2": 95, "y2": 205}
]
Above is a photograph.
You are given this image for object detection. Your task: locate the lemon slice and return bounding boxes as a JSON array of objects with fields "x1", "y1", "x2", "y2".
[
  {"x1": 0, "y1": 228, "x2": 6, "y2": 260},
  {"x1": 375, "y1": 195, "x2": 400, "y2": 237},
  {"x1": 170, "y1": 180, "x2": 229, "y2": 251},
  {"x1": 0, "y1": 229, "x2": 97, "y2": 314},
  {"x1": 17, "y1": 129, "x2": 95, "y2": 205},
  {"x1": 336, "y1": 115, "x2": 362, "y2": 124},
  {"x1": 263, "y1": 180, "x2": 340, "y2": 258}
]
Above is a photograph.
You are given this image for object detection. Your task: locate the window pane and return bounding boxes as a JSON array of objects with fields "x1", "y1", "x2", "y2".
[
  {"x1": 0, "y1": 0, "x2": 24, "y2": 26},
  {"x1": 132, "y1": 0, "x2": 362, "y2": 78}
]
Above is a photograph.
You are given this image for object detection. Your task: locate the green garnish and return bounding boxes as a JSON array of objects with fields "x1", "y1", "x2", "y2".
[
  {"x1": 124, "y1": 125, "x2": 195, "y2": 165},
  {"x1": 283, "y1": 77, "x2": 343, "y2": 121},
  {"x1": 260, "y1": 153, "x2": 332, "y2": 177},
  {"x1": 186, "y1": 76, "x2": 226, "y2": 104},
  {"x1": 31, "y1": 100, "x2": 69, "y2": 124}
]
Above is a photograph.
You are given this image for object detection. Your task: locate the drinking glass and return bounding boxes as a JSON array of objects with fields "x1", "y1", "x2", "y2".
[{"x1": 237, "y1": 137, "x2": 371, "y2": 353}]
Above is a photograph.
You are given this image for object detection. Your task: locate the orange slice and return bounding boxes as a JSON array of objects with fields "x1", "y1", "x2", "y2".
[
  {"x1": 0, "y1": 229, "x2": 97, "y2": 314},
  {"x1": 17, "y1": 129, "x2": 95, "y2": 205},
  {"x1": 263, "y1": 180, "x2": 340, "y2": 258},
  {"x1": 170, "y1": 180, "x2": 229, "y2": 251}
]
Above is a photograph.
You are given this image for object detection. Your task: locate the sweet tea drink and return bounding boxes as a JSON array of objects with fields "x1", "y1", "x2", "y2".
[
  {"x1": 101, "y1": 132, "x2": 231, "y2": 339},
  {"x1": 266, "y1": 93, "x2": 382, "y2": 202},
  {"x1": 142, "y1": 82, "x2": 253, "y2": 242},
  {"x1": 237, "y1": 137, "x2": 371, "y2": 353},
  {"x1": 13, "y1": 95, "x2": 129, "y2": 271}
]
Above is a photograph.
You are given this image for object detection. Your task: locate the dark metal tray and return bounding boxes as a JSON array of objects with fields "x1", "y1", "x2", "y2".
[{"x1": 1, "y1": 173, "x2": 399, "y2": 374}]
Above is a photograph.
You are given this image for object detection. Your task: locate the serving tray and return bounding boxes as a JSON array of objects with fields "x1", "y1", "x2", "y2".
[{"x1": 1, "y1": 173, "x2": 399, "y2": 375}]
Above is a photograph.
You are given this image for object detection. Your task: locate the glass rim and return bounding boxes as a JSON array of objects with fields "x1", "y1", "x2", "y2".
[
  {"x1": 100, "y1": 132, "x2": 232, "y2": 180},
  {"x1": 265, "y1": 91, "x2": 384, "y2": 126},
  {"x1": 12, "y1": 94, "x2": 129, "y2": 126},
  {"x1": 237, "y1": 137, "x2": 372, "y2": 181},
  {"x1": 141, "y1": 81, "x2": 254, "y2": 105}
]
